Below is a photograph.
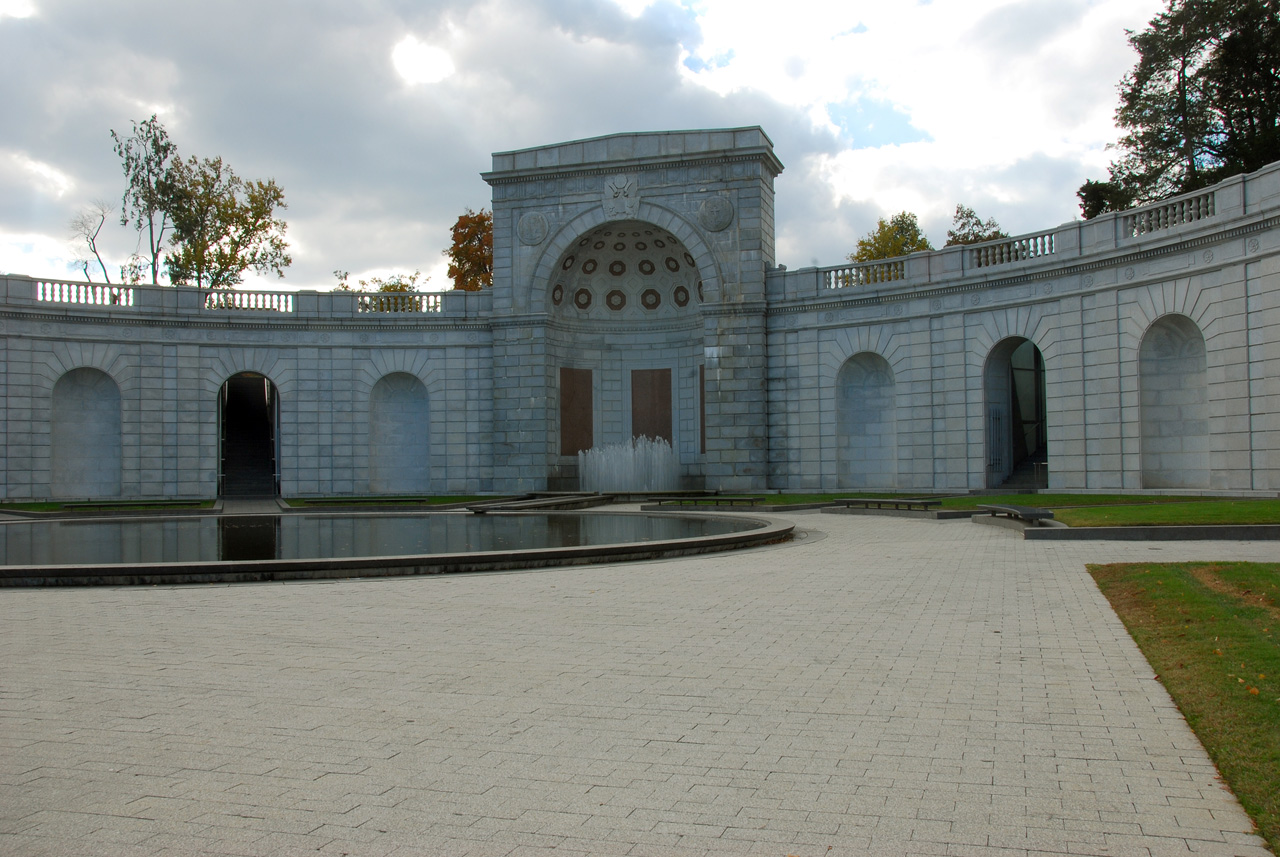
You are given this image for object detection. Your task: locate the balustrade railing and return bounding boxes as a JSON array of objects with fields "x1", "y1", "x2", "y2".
[
  {"x1": 970, "y1": 231, "x2": 1055, "y2": 268},
  {"x1": 1122, "y1": 191, "x2": 1215, "y2": 238},
  {"x1": 36, "y1": 280, "x2": 134, "y2": 307},
  {"x1": 203, "y1": 290, "x2": 294, "y2": 312},
  {"x1": 356, "y1": 293, "x2": 443, "y2": 313},
  {"x1": 824, "y1": 259, "x2": 906, "y2": 289}
]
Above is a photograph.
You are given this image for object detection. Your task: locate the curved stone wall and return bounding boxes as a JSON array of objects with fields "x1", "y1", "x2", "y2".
[{"x1": 2, "y1": 127, "x2": 1279, "y2": 498}]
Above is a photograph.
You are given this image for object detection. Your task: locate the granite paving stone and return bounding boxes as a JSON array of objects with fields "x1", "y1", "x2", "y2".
[{"x1": 1, "y1": 512, "x2": 1275, "y2": 856}]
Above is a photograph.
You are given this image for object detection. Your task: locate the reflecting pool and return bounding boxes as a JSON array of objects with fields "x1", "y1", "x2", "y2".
[{"x1": 0, "y1": 512, "x2": 761, "y2": 566}]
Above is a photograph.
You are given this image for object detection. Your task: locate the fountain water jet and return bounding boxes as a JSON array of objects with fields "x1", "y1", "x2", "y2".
[{"x1": 578, "y1": 437, "x2": 678, "y2": 492}]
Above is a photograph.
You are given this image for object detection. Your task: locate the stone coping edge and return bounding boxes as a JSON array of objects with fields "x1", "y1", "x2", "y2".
[
  {"x1": 0, "y1": 511, "x2": 795, "y2": 587},
  {"x1": 1023, "y1": 524, "x2": 1280, "y2": 541}
]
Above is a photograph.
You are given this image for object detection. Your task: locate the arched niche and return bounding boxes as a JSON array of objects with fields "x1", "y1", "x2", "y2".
[
  {"x1": 836, "y1": 353, "x2": 897, "y2": 489},
  {"x1": 51, "y1": 367, "x2": 122, "y2": 497},
  {"x1": 984, "y1": 338, "x2": 1047, "y2": 488},
  {"x1": 369, "y1": 372, "x2": 431, "y2": 494},
  {"x1": 1140, "y1": 314, "x2": 1209, "y2": 488}
]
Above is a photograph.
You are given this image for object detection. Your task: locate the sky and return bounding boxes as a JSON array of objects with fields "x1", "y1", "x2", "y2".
[{"x1": 0, "y1": 0, "x2": 1164, "y2": 292}]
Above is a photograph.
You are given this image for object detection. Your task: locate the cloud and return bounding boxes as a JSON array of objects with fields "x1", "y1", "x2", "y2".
[{"x1": 0, "y1": 0, "x2": 1166, "y2": 288}]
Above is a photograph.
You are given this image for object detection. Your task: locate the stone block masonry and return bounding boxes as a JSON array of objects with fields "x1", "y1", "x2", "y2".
[{"x1": 2, "y1": 127, "x2": 1280, "y2": 496}]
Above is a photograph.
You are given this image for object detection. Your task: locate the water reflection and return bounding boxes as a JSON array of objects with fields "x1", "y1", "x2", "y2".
[{"x1": 0, "y1": 513, "x2": 756, "y2": 566}]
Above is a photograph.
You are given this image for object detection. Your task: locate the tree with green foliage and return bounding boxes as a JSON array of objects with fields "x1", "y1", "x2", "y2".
[
  {"x1": 111, "y1": 115, "x2": 178, "y2": 284},
  {"x1": 1078, "y1": 0, "x2": 1280, "y2": 218},
  {"x1": 333, "y1": 269, "x2": 427, "y2": 311},
  {"x1": 164, "y1": 155, "x2": 290, "y2": 289},
  {"x1": 944, "y1": 204, "x2": 1008, "y2": 246},
  {"x1": 849, "y1": 211, "x2": 933, "y2": 262}
]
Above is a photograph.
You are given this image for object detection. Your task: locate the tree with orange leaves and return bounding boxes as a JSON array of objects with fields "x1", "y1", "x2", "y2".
[{"x1": 445, "y1": 208, "x2": 493, "y2": 291}]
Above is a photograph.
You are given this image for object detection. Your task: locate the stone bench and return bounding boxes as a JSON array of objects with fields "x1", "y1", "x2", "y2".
[
  {"x1": 835, "y1": 498, "x2": 941, "y2": 512},
  {"x1": 977, "y1": 504, "x2": 1055, "y2": 525},
  {"x1": 658, "y1": 496, "x2": 760, "y2": 508}
]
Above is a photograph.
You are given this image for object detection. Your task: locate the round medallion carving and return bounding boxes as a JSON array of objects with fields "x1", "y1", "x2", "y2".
[
  {"x1": 930, "y1": 299, "x2": 942, "y2": 311},
  {"x1": 573, "y1": 288, "x2": 593, "y2": 310},
  {"x1": 970, "y1": 294, "x2": 981, "y2": 306},
  {"x1": 1083, "y1": 274, "x2": 1095, "y2": 288},
  {"x1": 359, "y1": 333, "x2": 370, "y2": 343},
  {"x1": 517, "y1": 212, "x2": 548, "y2": 246},
  {"x1": 606, "y1": 290, "x2": 627, "y2": 311},
  {"x1": 1124, "y1": 267, "x2": 1135, "y2": 280},
  {"x1": 1249, "y1": 238, "x2": 1261, "y2": 253},
  {"x1": 429, "y1": 333, "x2": 439, "y2": 343},
  {"x1": 892, "y1": 304, "x2": 904, "y2": 316},
  {"x1": 1202, "y1": 249, "x2": 1214, "y2": 264},
  {"x1": 1044, "y1": 282, "x2": 1054, "y2": 295},
  {"x1": 698, "y1": 196, "x2": 734, "y2": 232}
]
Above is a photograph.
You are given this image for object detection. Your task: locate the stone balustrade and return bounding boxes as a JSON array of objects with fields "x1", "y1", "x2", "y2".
[
  {"x1": 1121, "y1": 191, "x2": 1215, "y2": 238},
  {"x1": 4, "y1": 279, "x2": 488, "y2": 321},
  {"x1": 36, "y1": 280, "x2": 134, "y2": 307},
  {"x1": 767, "y1": 160, "x2": 1280, "y2": 302},
  {"x1": 969, "y1": 230, "x2": 1055, "y2": 268}
]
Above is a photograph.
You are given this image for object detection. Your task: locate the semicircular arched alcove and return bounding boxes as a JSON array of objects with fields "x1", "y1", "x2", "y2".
[
  {"x1": 835, "y1": 353, "x2": 897, "y2": 489},
  {"x1": 368, "y1": 372, "x2": 431, "y2": 494},
  {"x1": 544, "y1": 219, "x2": 707, "y2": 489},
  {"x1": 51, "y1": 367, "x2": 122, "y2": 497},
  {"x1": 1139, "y1": 314, "x2": 1209, "y2": 488}
]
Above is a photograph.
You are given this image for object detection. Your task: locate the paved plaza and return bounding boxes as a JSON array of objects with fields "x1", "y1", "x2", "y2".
[{"x1": 1, "y1": 511, "x2": 1275, "y2": 857}]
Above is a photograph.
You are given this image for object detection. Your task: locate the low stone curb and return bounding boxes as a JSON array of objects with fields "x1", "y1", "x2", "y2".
[{"x1": 1023, "y1": 523, "x2": 1280, "y2": 540}]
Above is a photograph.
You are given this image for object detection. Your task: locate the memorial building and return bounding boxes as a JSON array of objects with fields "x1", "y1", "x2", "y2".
[{"x1": 1, "y1": 127, "x2": 1277, "y2": 498}]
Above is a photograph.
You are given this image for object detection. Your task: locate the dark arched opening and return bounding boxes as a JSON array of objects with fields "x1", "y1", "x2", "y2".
[
  {"x1": 219, "y1": 373, "x2": 279, "y2": 496},
  {"x1": 984, "y1": 338, "x2": 1047, "y2": 488}
]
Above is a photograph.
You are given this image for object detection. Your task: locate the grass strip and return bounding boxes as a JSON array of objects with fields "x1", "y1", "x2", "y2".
[
  {"x1": 1089, "y1": 562, "x2": 1280, "y2": 853},
  {"x1": 937, "y1": 493, "x2": 1208, "y2": 510},
  {"x1": 284, "y1": 496, "x2": 492, "y2": 508},
  {"x1": 1058, "y1": 500, "x2": 1280, "y2": 527}
]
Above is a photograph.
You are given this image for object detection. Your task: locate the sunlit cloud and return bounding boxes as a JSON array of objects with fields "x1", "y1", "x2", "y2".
[
  {"x1": 7, "y1": 151, "x2": 74, "y2": 198},
  {"x1": 391, "y1": 35, "x2": 455, "y2": 85},
  {"x1": 0, "y1": 0, "x2": 36, "y2": 20}
]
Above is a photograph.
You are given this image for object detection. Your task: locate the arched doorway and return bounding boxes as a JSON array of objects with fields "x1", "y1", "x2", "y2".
[
  {"x1": 1139, "y1": 314, "x2": 1209, "y2": 488},
  {"x1": 984, "y1": 338, "x2": 1047, "y2": 488},
  {"x1": 219, "y1": 373, "x2": 278, "y2": 496},
  {"x1": 836, "y1": 353, "x2": 896, "y2": 488}
]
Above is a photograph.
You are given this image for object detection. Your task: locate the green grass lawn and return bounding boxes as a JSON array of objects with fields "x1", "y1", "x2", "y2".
[
  {"x1": 1090, "y1": 562, "x2": 1280, "y2": 853},
  {"x1": 1056, "y1": 499, "x2": 1280, "y2": 527},
  {"x1": 284, "y1": 495, "x2": 492, "y2": 508},
  {"x1": 936, "y1": 493, "x2": 1203, "y2": 510},
  {"x1": 0, "y1": 500, "x2": 215, "y2": 512}
]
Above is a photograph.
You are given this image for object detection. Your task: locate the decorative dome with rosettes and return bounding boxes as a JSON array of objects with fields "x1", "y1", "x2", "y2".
[{"x1": 547, "y1": 220, "x2": 702, "y2": 320}]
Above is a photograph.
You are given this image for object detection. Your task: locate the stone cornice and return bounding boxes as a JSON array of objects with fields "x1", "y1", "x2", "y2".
[{"x1": 484, "y1": 150, "x2": 783, "y2": 186}]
